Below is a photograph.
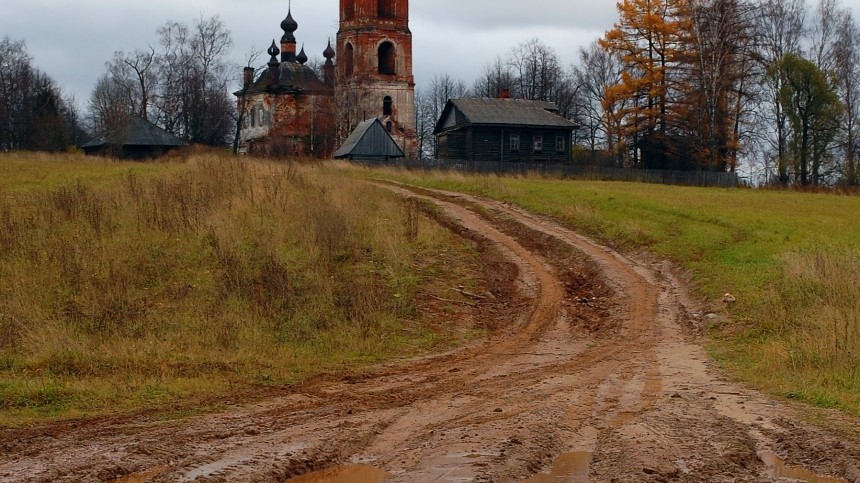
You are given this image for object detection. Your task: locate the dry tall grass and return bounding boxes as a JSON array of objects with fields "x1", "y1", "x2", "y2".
[
  {"x1": 759, "y1": 251, "x2": 860, "y2": 406},
  {"x1": 0, "y1": 155, "x2": 481, "y2": 422}
]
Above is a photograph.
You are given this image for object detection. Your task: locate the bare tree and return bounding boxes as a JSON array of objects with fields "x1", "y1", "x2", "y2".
[
  {"x1": 686, "y1": 0, "x2": 759, "y2": 172},
  {"x1": 573, "y1": 42, "x2": 627, "y2": 159},
  {"x1": 756, "y1": 0, "x2": 807, "y2": 184},
  {"x1": 154, "y1": 14, "x2": 235, "y2": 146},
  {"x1": 0, "y1": 36, "x2": 33, "y2": 150},
  {"x1": 470, "y1": 56, "x2": 515, "y2": 99},
  {"x1": 87, "y1": 74, "x2": 135, "y2": 134},
  {"x1": 109, "y1": 47, "x2": 159, "y2": 119},
  {"x1": 0, "y1": 37, "x2": 78, "y2": 151},
  {"x1": 231, "y1": 48, "x2": 264, "y2": 154},
  {"x1": 833, "y1": 9, "x2": 860, "y2": 185},
  {"x1": 416, "y1": 74, "x2": 467, "y2": 158}
]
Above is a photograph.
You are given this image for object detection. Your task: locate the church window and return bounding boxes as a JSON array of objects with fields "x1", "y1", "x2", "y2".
[
  {"x1": 383, "y1": 96, "x2": 393, "y2": 116},
  {"x1": 345, "y1": 43, "x2": 355, "y2": 77},
  {"x1": 378, "y1": 42, "x2": 396, "y2": 75},
  {"x1": 386, "y1": 121, "x2": 393, "y2": 132},
  {"x1": 378, "y1": 0, "x2": 395, "y2": 18}
]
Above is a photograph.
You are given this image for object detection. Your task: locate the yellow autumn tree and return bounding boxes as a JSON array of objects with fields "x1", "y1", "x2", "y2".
[{"x1": 600, "y1": 0, "x2": 690, "y2": 167}]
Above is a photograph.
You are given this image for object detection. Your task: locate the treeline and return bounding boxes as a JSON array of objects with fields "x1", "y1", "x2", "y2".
[
  {"x1": 418, "y1": 0, "x2": 860, "y2": 187},
  {"x1": 0, "y1": 37, "x2": 85, "y2": 152},
  {"x1": 2, "y1": 15, "x2": 239, "y2": 152},
  {"x1": 88, "y1": 14, "x2": 236, "y2": 147}
]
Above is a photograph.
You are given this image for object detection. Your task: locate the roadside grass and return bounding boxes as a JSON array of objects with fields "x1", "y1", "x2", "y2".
[
  {"x1": 0, "y1": 154, "x2": 485, "y2": 426},
  {"x1": 359, "y1": 168, "x2": 860, "y2": 415}
]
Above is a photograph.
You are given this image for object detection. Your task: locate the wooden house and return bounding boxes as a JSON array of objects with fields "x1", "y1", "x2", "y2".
[
  {"x1": 81, "y1": 115, "x2": 186, "y2": 159},
  {"x1": 434, "y1": 98, "x2": 577, "y2": 163}
]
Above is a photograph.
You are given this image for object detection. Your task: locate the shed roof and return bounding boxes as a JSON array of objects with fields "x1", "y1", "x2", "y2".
[
  {"x1": 434, "y1": 98, "x2": 577, "y2": 134},
  {"x1": 81, "y1": 115, "x2": 187, "y2": 149},
  {"x1": 334, "y1": 119, "x2": 405, "y2": 159}
]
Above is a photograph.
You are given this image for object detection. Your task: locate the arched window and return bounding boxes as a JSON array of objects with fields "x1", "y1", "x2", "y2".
[
  {"x1": 378, "y1": 42, "x2": 396, "y2": 75},
  {"x1": 386, "y1": 121, "x2": 393, "y2": 132},
  {"x1": 345, "y1": 43, "x2": 354, "y2": 77},
  {"x1": 383, "y1": 96, "x2": 393, "y2": 116},
  {"x1": 378, "y1": 0, "x2": 395, "y2": 18}
]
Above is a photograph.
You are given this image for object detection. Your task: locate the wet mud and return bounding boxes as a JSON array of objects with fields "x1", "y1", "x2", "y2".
[{"x1": 1, "y1": 182, "x2": 859, "y2": 482}]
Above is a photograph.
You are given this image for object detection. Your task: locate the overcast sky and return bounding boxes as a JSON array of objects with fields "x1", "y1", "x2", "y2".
[{"x1": 3, "y1": 0, "x2": 860, "y2": 110}]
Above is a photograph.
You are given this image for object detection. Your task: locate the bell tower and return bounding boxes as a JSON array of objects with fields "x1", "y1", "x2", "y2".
[{"x1": 336, "y1": 0, "x2": 417, "y2": 156}]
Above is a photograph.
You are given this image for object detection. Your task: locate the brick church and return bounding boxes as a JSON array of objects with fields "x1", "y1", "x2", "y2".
[{"x1": 236, "y1": 0, "x2": 417, "y2": 158}]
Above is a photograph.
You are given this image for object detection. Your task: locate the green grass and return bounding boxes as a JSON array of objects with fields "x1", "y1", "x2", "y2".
[
  {"x1": 0, "y1": 154, "x2": 486, "y2": 426},
  {"x1": 361, "y1": 169, "x2": 860, "y2": 415}
]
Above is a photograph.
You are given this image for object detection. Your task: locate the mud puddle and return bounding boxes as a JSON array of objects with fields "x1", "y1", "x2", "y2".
[
  {"x1": 759, "y1": 451, "x2": 846, "y2": 482},
  {"x1": 285, "y1": 465, "x2": 389, "y2": 483},
  {"x1": 521, "y1": 452, "x2": 591, "y2": 483}
]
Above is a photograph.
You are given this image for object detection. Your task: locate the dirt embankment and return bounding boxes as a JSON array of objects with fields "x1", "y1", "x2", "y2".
[{"x1": 1, "y1": 183, "x2": 858, "y2": 482}]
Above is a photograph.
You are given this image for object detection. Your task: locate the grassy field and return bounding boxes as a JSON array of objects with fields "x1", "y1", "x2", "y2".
[
  {"x1": 0, "y1": 153, "x2": 486, "y2": 425},
  {"x1": 362, "y1": 169, "x2": 860, "y2": 415}
]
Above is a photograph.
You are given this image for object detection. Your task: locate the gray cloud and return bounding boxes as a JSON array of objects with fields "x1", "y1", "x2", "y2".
[{"x1": 4, "y1": 0, "x2": 860, "y2": 111}]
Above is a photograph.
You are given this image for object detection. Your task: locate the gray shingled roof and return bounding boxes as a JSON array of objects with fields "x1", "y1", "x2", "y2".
[
  {"x1": 81, "y1": 115, "x2": 187, "y2": 149},
  {"x1": 435, "y1": 98, "x2": 577, "y2": 134},
  {"x1": 334, "y1": 119, "x2": 405, "y2": 159}
]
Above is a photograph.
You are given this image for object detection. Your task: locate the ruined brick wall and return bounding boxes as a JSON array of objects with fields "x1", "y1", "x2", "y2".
[{"x1": 238, "y1": 91, "x2": 337, "y2": 157}]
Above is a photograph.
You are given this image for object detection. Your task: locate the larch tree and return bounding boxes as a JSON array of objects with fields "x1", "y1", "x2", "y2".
[{"x1": 601, "y1": 0, "x2": 690, "y2": 167}]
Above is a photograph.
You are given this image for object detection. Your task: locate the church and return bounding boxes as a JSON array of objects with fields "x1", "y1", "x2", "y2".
[{"x1": 235, "y1": 0, "x2": 417, "y2": 158}]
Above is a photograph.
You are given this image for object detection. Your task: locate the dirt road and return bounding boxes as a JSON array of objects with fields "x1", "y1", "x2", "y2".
[{"x1": 1, "y1": 183, "x2": 858, "y2": 482}]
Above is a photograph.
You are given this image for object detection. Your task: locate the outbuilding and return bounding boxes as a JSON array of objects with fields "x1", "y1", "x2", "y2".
[
  {"x1": 434, "y1": 98, "x2": 577, "y2": 164},
  {"x1": 82, "y1": 115, "x2": 187, "y2": 159},
  {"x1": 334, "y1": 118, "x2": 406, "y2": 162}
]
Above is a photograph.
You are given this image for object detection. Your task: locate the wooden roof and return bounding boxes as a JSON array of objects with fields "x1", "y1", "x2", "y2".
[
  {"x1": 434, "y1": 98, "x2": 577, "y2": 134},
  {"x1": 81, "y1": 115, "x2": 187, "y2": 149},
  {"x1": 334, "y1": 119, "x2": 405, "y2": 159}
]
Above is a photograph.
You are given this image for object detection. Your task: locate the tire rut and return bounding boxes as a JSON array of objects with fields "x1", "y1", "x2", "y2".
[{"x1": 1, "y1": 182, "x2": 857, "y2": 483}]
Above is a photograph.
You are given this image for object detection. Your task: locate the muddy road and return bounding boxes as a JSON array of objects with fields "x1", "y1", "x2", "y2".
[{"x1": 1, "y1": 183, "x2": 858, "y2": 482}]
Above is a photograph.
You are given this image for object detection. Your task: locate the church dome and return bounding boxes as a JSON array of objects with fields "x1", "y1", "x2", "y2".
[
  {"x1": 277, "y1": 62, "x2": 329, "y2": 92},
  {"x1": 281, "y1": 11, "x2": 298, "y2": 41}
]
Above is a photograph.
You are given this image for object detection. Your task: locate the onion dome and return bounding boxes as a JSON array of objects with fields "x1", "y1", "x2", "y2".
[
  {"x1": 297, "y1": 45, "x2": 308, "y2": 65},
  {"x1": 323, "y1": 39, "x2": 335, "y2": 62},
  {"x1": 267, "y1": 40, "x2": 280, "y2": 65},
  {"x1": 281, "y1": 10, "x2": 298, "y2": 43}
]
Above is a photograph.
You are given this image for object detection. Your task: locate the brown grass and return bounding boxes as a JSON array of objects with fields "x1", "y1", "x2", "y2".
[{"x1": 0, "y1": 154, "x2": 485, "y2": 424}]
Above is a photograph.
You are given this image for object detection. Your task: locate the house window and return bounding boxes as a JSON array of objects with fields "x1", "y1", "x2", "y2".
[
  {"x1": 510, "y1": 134, "x2": 520, "y2": 152},
  {"x1": 556, "y1": 136, "x2": 566, "y2": 153},
  {"x1": 533, "y1": 135, "x2": 543, "y2": 153},
  {"x1": 383, "y1": 96, "x2": 393, "y2": 116},
  {"x1": 378, "y1": 42, "x2": 396, "y2": 75}
]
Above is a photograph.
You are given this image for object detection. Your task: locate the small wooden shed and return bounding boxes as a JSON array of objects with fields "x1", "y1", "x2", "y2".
[
  {"x1": 82, "y1": 115, "x2": 187, "y2": 159},
  {"x1": 334, "y1": 119, "x2": 405, "y2": 161}
]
